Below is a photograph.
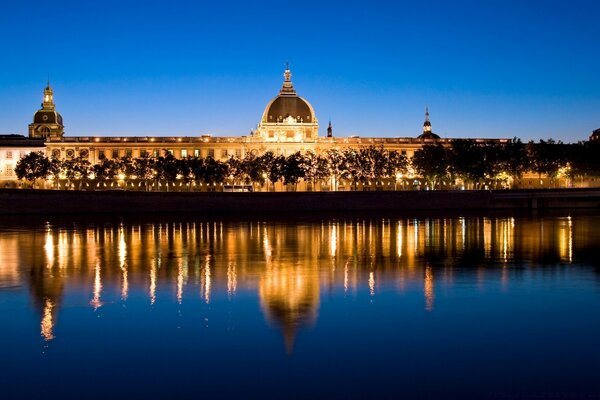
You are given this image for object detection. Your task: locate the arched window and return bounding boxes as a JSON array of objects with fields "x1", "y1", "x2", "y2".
[{"x1": 40, "y1": 126, "x2": 50, "y2": 138}]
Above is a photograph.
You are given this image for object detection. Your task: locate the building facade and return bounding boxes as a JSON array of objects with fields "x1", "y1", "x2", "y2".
[{"x1": 1, "y1": 67, "x2": 595, "y2": 189}]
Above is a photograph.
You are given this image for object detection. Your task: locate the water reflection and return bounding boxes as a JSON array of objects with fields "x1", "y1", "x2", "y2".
[{"x1": 2, "y1": 215, "x2": 600, "y2": 349}]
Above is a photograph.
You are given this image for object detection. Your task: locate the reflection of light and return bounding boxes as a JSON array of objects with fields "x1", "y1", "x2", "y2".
[
  {"x1": 90, "y1": 261, "x2": 103, "y2": 310},
  {"x1": 484, "y1": 218, "x2": 492, "y2": 257},
  {"x1": 559, "y1": 216, "x2": 573, "y2": 263},
  {"x1": 44, "y1": 229, "x2": 54, "y2": 267},
  {"x1": 424, "y1": 266, "x2": 434, "y2": 312},
  {"x1": 119, "y1": 225, "x2": 128, "y2": 300},
  {"x1": 330, "y1": 224, "x2": 337, "y2": 257},
  {"x1": 150, "y1": 259, "x2": 157, "y2": 305},
  {"x1": 263, "y1": 228, "x2": 272, "y2": 258},
  {"x1": 369, "y1": 271, "x2": 375, "y2": 296},
  {"x1": 41, "y1": 299, "x2": 55, "y2": 341},
  {"x1": 397, "y1": 222, "x2": 403, "y2": 258},
  {"x1": 201, "y1": 256, "x2": 211, "y2": 304},
  {"x1": 460, "y1": 217, "x2": 466, "y2": 250},
  {"x1": 227, "y1": 262, "x2": 237, "y2": 296},
  {"x1": 177, "y1": 261, "x2": 183, "y2": 304},
  {"x1": 568, "y1": 215, "x2": 573, "y2": 263},
  {"x1": 58, "y1": 231, "x2": 68, "y2": 269},
  {"x1": 343, "y1": 262, "x2": 349, "y2": 293}
]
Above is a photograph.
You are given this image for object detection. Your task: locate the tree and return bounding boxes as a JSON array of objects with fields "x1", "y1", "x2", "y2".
[
  {"x1": 303, "y1": 151, "x2": 329, "y2": 191},
  {"x1": 412, "y1": 144, "x2": 449, "y2": 189},
  {"x1": 386, "y1": 150, "x2": 409, "y2": 189},
  {"x1": 449, "y1": 140, "x2": 490, "y2": 189},
  {"x1": 61, "y1": 156, "x2": 91, "y2": 190},
  {"x1": 325, "y1": 149, "x2": 348, "y2": 191},
  {"x1": 93, "y1": 158, "x2": 119, "y2": 189},
  {"x1": 261, "y1": 152, "x2": 285, "y2": 191},
  {"x1": 15, "y1": 151, "x2": 51, "y2": 187},
  {"x1": 132, "y1": 153, "x2": 155, "y2": 191},
  {"x1": 202, "y1": 156, "x2": 229, "y2": 187},
  {"x1": 242, "y1": 153, "x2": 268, "y2": 189},
  {"x1": 527, "y1": 139, "x2": 567, "y2": 186},
  {"x1": 153, "y1": 151, "x2": 180, "y2": 191},
  {"x1": 283, "y1": 152, "x2": 306, "y2": 189}
]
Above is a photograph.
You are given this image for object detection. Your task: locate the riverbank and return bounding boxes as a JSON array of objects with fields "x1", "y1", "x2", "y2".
[{"x1": 1, "y1": 188, "x2": 600, "y2": 215}]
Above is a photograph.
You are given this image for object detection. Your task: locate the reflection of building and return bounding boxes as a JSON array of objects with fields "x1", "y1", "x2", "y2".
[
  {"x1": 1, "y1": 216, "x2": 595, "y2": 347},
  {"x1": 259, "y1": 263, "x2": 320, "y2": 354}
]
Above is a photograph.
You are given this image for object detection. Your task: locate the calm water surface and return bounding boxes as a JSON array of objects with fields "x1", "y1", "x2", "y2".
[{"x1": 1, "y1": 214, "x2": 600, "y2": 399}]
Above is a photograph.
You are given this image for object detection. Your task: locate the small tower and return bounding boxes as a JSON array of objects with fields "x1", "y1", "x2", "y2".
[
  {"x1": 29, "y1": 82, "x2": 64, "y2": 140},
  {"x1": 417, "y1": 106, "x2": 440, "y2": 139},
  {"x1": 423, "y1": 106, "x2": 432, "y2": 135},
  {"x1": 327, "y1": 120, "x2": 333, "y2": 137}
]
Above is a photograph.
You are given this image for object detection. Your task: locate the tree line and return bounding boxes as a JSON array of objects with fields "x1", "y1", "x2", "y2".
[{"x1": 14, "y1": 139, "x2": 600, "y2": 191}]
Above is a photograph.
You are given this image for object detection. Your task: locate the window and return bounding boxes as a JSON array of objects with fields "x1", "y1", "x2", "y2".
[
  {"x1": 181, "y1": 149, "x2": 188, "y2": 158},
  {"x1": 208, "y1": 149, "x2": 214, "y2": 158},
  {"x1": 194, "y1": 149, "x2": 200, "y2": 157},
  {"x1": 6, "y1": 151, "x2": 12, "y2": 160},
  {"x1": 235, "y1": 149, "x2": 241, "y2": 158},
  {"x1": 140, "y1": 149, "x2": 148, "y2": 157},
  {"x1": 98, "y1": 150, "x2": 105, "y2": 159},
  {"x1": 153, "y1": 149, "x2": 160, "y2": 157},
  {"x1": 5, "y1": 165, "x2": 13, "y2": 176},
  {"x1": 167, "y1": 149, "x2": 174, "y2": 155},
  {"x1": 112, "y1": 149, "x2": 119, "y2": 159},
  {"x1": 401, "y1": 150, "x2": 407, "y2": 156},
  {"x1": 125, "y1": 149, "x2": 132, "y2": 158},
  {"x1": 222, "y1": 149, "x2": 228, "y2": 159}
]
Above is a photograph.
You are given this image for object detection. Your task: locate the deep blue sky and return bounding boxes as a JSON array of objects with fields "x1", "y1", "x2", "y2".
[{"x1": 0, "y1": 0, "x2": 598, "y2": 142}]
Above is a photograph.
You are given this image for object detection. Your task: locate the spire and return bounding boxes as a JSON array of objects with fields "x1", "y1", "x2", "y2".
[
  {"x1": 327, "y1": 119, "x2": 333, "y2": 137},
  {"x1": 279, "y1": 63, "x2": 296, "y2": 96},
  {"x1": 423, "y1": 105, "x2": 431, "y2": 133}
]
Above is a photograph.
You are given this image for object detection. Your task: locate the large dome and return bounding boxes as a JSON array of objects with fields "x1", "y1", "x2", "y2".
[
  {"x1": 260, "y1": 67, "x2": 317, "y2": 125},
  {"x1": 263, "y1": 96, "x2": 314, "y2": 124}
]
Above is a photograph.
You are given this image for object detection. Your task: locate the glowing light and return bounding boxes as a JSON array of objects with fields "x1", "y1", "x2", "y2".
[
  {"x1": 119, "y1": 226, "x2": 128, "y2": 300},
  {"x1": 40, "y1": 299, "x2": 55, "y2": 341},
  {"x1": 397, "y1": 222, "x2": 403, "y2": 258},
  {"x1": 330, "y1": 223, "x2": 337, "y2": 257},
  {"x1": 369, "y1": 271, "x2": 375, "y2": 296},
  {"x1": 227, "y1": 262, "x2": 237, "y2": 297},
  {"x1": 44, "y1": 228, "x2": 54, "y2": 267},
  {"x1": 177, "y1": 261, "x2": 183, "y2": 304},
  {"x1": 424, "y1": 266, "x2": 434, "y2": 312},
  {"x1": 90, "y1": 261, "x2": 103, "y2": 310},
  {"x1": 204, "y1": 257, "x2": 211, "y2": 304},
  {"x1": 150, "y1": 259, "x2": 157, "y2": 305}
]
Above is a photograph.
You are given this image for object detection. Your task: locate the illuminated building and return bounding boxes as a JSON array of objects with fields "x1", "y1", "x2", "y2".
[{"x1": 0, "y1": 66, "x2": 594, "y2": 189}]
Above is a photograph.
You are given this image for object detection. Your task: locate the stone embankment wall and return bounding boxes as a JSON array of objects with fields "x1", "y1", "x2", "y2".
[{"x1": 1, "y1": 189, "x2": 599, "y2": 215}]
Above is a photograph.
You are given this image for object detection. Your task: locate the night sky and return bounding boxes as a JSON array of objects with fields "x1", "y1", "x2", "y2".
[{"x1": 1, "y1": 0, "x2": 598, "y2": 142}]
